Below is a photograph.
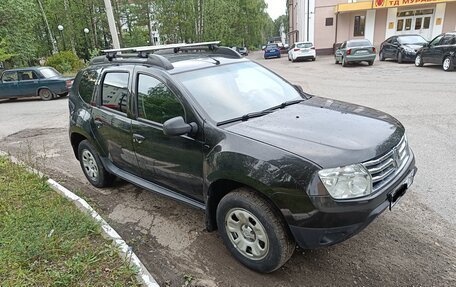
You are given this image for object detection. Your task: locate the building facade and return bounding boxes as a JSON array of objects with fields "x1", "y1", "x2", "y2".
[{"x1": 288, "y1": 0, "x2": 456, "y2": 53}]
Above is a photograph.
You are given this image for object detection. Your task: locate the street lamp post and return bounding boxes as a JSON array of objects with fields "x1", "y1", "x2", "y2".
[
  {"x1": 83, "y1": 28, "x2": 90, "y2": 60},
  {"x1": 58, "y1": 25, "x2": 66, "y2": 51}
]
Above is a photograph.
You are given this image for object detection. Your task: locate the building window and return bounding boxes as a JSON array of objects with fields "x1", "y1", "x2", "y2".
[
  {"x1": 325, "y1": 18, "x2": 333, "y2": 26},
  {"x1": 354, "y1": 16, "x2": 365, "y2": 37}
]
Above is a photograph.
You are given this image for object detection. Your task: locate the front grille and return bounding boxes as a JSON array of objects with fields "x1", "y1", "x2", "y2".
[{"x1": 363, "y1": 136, "x2": 409, "y2": 191}]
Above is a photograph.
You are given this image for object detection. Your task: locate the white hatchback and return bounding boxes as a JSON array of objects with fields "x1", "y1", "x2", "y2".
[{"x1": 288, "y1": 42, "x2": 316, "y2": 62}]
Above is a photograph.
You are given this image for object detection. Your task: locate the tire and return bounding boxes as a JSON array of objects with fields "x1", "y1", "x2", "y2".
[
  {"x1": 78, "y1": 140, "x2": 115, "y2": 188},
  {"x1": 312, "y1": 57, "x2": 316, "y2": 61},
  {"x1": 379, "y1": 50, "x2": 385, "y2": 61},
  {"x1": 397, "y1": 52, "x2": 403, "y2": 64},
  {"x1": 368, "y1": 61, "x2": 374, "y2": 66},
  {"x1": 443, "y1": 56, "x2": 453, "y2": 71},
  {"x1": 216, "y1": 188, "x2": 295, "y2": 273},
  {"x1": 38, "y1": 88, "x2": 54, "y2": 101},
  {"x1": 342, "y1": 57, "x2": 348, "y2": 67},
  {"x1": 415, "y1": 54, "x2": 424, "y2": 67}
]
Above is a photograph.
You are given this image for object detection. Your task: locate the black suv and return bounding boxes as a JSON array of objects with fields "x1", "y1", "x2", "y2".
[
  {"x1": 415, "y1": 32, "x2": 456, "y2": 71},
  {"x1": 69, "y1": 42, "x2": 417, "y2": 273}
]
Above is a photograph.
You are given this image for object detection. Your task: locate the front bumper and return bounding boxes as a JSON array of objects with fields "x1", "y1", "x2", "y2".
[{"x1": 286, "y1": 152, "x2": 416, "y2": 249}]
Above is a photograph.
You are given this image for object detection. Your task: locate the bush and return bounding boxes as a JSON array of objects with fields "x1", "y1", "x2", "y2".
[{"x1": 46, "y1": 51, "x2": 84, "y2": 73}]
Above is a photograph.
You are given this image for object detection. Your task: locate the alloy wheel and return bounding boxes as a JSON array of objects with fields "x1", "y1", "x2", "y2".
[
  {"x1": 225, "y1": 208, "x2": 269, "y2": 260},
  {"x1": 415, "y1": 55, "x2": 422, "y2": 67},
  {"x1": 443, "y1": 58, "x2": 451, "y2": 71},
  {"x1": 81, "y1": 150, "x2": 99, "y2": 181}
]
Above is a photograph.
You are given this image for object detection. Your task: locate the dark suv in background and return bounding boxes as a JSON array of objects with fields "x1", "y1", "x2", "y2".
[
  {"x1": 69, "y1": 42, "x2": 417, "y2": 273},
  {"x1": 415, "y1": 32, "x2": 456, "y2": 71}
]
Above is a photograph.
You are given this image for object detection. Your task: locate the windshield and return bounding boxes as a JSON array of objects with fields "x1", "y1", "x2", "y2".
[
  {"x1": 398, "y1": 35, "x2": 427, "y2": 45},
  {"x1": 40, "y1": 67, "x2": 62, "y2": 78},
  {"x1": 296, "y1": 43, "x2": 313, "y2": 48},
  {"x1": 175, "y1": 62, "x2": 302, "y2": 122},
  {"x1": 347, "y1": 40, "x2": 372, "y2": 47}
]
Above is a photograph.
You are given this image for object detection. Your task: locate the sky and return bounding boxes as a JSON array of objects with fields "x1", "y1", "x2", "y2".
[{"x1": 265, "y1": 0, "x2": 286, "y2": 20}]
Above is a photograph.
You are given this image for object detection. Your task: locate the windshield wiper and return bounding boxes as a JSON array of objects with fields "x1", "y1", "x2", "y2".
[{"x1": 217, "y1": 99, "x2": 305, "y2": 126}]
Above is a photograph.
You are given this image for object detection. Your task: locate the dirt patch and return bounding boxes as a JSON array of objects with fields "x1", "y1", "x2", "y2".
[{"x1": 1, "y1": 128, "x2": 456, "y2": 287}]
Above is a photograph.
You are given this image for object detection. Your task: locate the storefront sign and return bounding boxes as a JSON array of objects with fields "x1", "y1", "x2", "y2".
[{"x1": 374, "y1": 0, "x2": 455, "y2": 8}]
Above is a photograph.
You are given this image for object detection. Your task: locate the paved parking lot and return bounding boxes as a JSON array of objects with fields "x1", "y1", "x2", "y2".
[{"x1": 0, "y1": 53, "x2": 455, "y2": 286}]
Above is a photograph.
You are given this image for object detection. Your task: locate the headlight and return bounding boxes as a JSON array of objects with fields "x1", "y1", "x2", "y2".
[{"x1": 318, "y1": 164, "x2": 372, "y2": 199}]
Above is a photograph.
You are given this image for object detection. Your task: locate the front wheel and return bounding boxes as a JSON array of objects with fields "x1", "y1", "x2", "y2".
[
  {"x1": 415, "y1": 54, "x2": 424, "y2": 67},
  {"x1": 217, "y1": 189, "x2": 295, "y2": 273},
  {"x1": 397, "y1": 52, "x2": 403, "y2": 63},
  {"x1": 78, "y1": 140, "x2": 115, "y2": 187},
  {"x1": 312, "y1": 57, "x2": 316, "y2": 61},
  {"x1": 379, "y1": 50, "x2": 385, "y2": 61},
  {"x1": 443, "y1": 56, "x2": 453, "y2": 71}
]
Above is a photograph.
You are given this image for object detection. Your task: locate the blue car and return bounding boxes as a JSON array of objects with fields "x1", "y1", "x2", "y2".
[
  {"x1": 264, "y1": 43, "x2": 281, "y2": 59},
  {"x1": 0, "y1": 67, "x2": 73, "y2": 101}
]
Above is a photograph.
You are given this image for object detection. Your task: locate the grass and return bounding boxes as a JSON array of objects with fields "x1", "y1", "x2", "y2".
[{"x1": 0, "y1": 156, "x2": 139, "y2": 286}]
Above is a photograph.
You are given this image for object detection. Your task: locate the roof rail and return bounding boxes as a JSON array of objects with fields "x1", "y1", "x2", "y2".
[
  {"x1": 102, "y1": 41, "x2": 221, "y2": 54},
  {"x1": 89, "y1": 53, "x2": 174, "y2": 70},
  {"x1": 93, "y1": 41, "x2": 242, "y2": 69}
]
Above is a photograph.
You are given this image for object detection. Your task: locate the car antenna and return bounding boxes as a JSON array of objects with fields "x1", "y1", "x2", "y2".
[{"x1": 207, "y1": 55, "x2": 220, "y2": 65}]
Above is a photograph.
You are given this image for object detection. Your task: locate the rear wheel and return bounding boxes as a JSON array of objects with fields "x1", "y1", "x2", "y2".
[
  {"x1": 38, "y1": 88, "x2": 54, "y2": 101},
  {"x1": 443, "y1": 56, "x2": 453, "y2": 71},
  {"x1": 312, "y1": 57, "x2": 316, "y2": 61},
  {"x1": 368, "y1": 60, "x2": 374, "y2": 66},
  {"x1": 216, "y1": 188, "x2": 295, "y2": 273},
  {"x1": 415, "y1": 54, "x2": 424, "y2": 67},
  {"x1": 78, "y1": 140, "x2": 115, "y2": 187},
  {"x1": 342, "y1": 57, "x2": 348, "y2": 67}
]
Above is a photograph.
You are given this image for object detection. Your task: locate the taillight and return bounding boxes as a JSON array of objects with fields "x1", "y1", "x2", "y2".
[
  {"x1": 66, "y1": 80, "x2": 73, "y2": 89},
  {"x1": 347, "y1": 49, "x2": 352, "y2": 55},
  {"x1": 373, "y1": 47, "x2": 376, "y2": 53},
  {"x1": 294, "y1": 48, "x2": 300, "y2": 51}
]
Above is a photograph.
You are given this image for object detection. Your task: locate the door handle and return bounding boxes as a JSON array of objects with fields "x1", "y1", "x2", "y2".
[
  {"x1": 133, "y1": 134, "x2": 145, "y2": 144},
  {"x1": 94, "y1": 119, "x2": 103, "y2": 128}
]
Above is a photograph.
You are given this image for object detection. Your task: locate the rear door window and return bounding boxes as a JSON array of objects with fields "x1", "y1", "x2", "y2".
[
  {"x1": 101, "y1": 72, "x2": 130, "y2": 114},
  {"x1": 18, "y1": 71, "x2": 38, "y2": 81}
]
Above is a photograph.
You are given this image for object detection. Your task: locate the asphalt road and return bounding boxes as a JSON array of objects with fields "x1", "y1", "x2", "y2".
[{"x1": 0, "y1": 54, "x2": 455, "y2": 286}]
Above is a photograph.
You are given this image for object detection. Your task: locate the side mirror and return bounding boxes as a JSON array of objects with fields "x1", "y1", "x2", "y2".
[{"x1": 163, "y1": 116, "x2": 198, "y2": 136}]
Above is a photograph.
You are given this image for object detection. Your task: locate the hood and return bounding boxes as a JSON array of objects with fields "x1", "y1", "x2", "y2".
[
  {"x1": 225, "y1": 97, "x2": 404, "y2": 168},
  {"x1": 403, "y1": 44, "x2": 425, "y2": 51}
]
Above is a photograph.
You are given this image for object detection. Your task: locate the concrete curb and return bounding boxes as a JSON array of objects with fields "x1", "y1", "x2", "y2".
[{"x1": 0, "y1": 151, "x2": 160, "y2": 287}]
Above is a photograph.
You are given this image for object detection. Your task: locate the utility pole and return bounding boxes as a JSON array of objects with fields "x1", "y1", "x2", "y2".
[
  {"x1": 103, "y1": 0, "x2": 121, "y2": 49},
  {"x1": 37, "y1": 0, "x2": 57, "y2": 54}
]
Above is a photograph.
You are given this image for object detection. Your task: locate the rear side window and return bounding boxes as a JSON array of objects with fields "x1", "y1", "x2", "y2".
[
  {"x1": 137, "y1": 74, "x2": 184, "y2": 123},
  {"x1": 101, "y1": 72, "x2": 129, "y2": 114},
  {"x1": 2, "y1": 71, "x2": 18, "y2": 82},
  {"x1": 78, "y1": 69, "x2": 100, "y2": 104},
  {"x1": 441, "y1": 35, "x2": 456, "y2": 45}
]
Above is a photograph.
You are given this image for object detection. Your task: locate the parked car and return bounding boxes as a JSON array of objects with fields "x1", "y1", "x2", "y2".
[
  {"x1": 415, "y1": 32, "x2": 456, "y2": 71},
  {"x1": 288, "y1": 42, "x2": 316, "y2": 62},
  {"x1": 236, "y1": 47, "x2": 248, "y2": 56},
  {"x1": 335, "y1": 39, "x2": 376, "y2": 67},
  {"x1": 379, "y1": 34, "x2": 428, "y2": 63},
  {"x1": 69, "y1": 42, "x2": 416, "y2": 273},
  {"x1": 264, "y1": 43, "x2": 281, "y2": 59},
  {"x1": 0, "y1": 67, "x2": 73, "y2": 101}
]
